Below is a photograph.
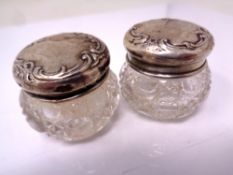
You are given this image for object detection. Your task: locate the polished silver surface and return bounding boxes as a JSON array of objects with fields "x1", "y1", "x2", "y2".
[
  {"x1": 124, "y1": 18, "x2": 214, "y2": 77},
  {"x1": 13, "y1": 33, "x2": 110, "y2": 99}
]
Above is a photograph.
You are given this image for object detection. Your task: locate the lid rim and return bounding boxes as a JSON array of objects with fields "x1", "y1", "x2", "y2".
[
  {"x1": 21, "y1": 69, "x2": 109, "y2": 102},
  {"x1": 126, "y1": 54, "x2": 207, "y2": 78}
]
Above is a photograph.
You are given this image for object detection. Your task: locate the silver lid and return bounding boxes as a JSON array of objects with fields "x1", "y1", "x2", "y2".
[
  {"x1": 124, "y1": 18, "x2": 214, "y2": 77},
  {"x1": 13, "y1": 33, "x2": 110, "y2": 100}
]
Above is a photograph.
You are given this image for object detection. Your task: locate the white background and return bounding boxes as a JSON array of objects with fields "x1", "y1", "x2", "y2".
[
  {"x1": 0, "y1": 3, "x2": 233, "y2": 175},
  {"x1": 1, "y1": 0, "x2": 233, "y2": 26}
]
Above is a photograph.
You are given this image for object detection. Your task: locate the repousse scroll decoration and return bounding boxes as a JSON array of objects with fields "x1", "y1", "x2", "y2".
[
  {"x1": 129, "y1": 25, "x2": 208, "y2": 51},
  {"x1": 13, "y1": 35, "x2": 108, "y2": 84}
]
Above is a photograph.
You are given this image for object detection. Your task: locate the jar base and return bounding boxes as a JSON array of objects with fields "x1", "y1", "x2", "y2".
[
  {"x1": 120, "y1": 63, "x2": 211, "y2": 120},
  {"x1": 19, "y1": 71, "x2": 120, "y2": 142}
]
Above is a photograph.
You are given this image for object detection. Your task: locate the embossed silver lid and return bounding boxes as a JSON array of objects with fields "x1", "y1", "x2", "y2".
[
  {"x1": 124, "y1": 18, "x2": 214, "y2": 77},
  {"x1": 13, "y1": 33, "x2": 110, "y2": 100}
]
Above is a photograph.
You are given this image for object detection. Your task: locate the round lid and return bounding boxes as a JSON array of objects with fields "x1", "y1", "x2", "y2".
[
  {"x1": 124, "y1": 18, "x2": 214, "y2": 77},
  {"x1": 13, "y1": 33, "x2": 110, "y2": 99}
]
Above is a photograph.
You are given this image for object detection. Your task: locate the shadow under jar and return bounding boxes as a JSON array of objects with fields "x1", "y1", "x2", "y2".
[
  {"x1": 13, "y1": 33, "x2": 120, "y2": 142},
  {"x1": 120, "y1": 18, "x2": 214, "y2": 120}
]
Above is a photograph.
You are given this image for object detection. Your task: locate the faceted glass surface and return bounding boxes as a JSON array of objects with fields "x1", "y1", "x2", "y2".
[
  {"x1": 20, "y1": 71, "x2": 120, "y2": 142},
  {"x1": 120, "y1": 63, "x2": 211, "y2": 120}
]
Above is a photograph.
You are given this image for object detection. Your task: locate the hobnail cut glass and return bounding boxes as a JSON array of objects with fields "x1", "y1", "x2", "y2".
[
  {"x1": 120, "y1": 63, "x2": 211, "y2": 120},
  {"x1": 20, "y1": 71, "x2": 120, "y2": 141}
]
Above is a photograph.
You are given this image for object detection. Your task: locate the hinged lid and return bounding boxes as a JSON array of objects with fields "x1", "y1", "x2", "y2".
[{"x1": 13, "y1": 33, "x2": 110, "y2": 99}]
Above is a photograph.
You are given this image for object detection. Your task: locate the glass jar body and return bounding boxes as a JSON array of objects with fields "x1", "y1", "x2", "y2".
[
  {"x1": 120, "y1": 63, "x2": 211, "y2": 120},
  {"x1": 20, "y1": 71, "x2": 120, "y2": 142}
]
